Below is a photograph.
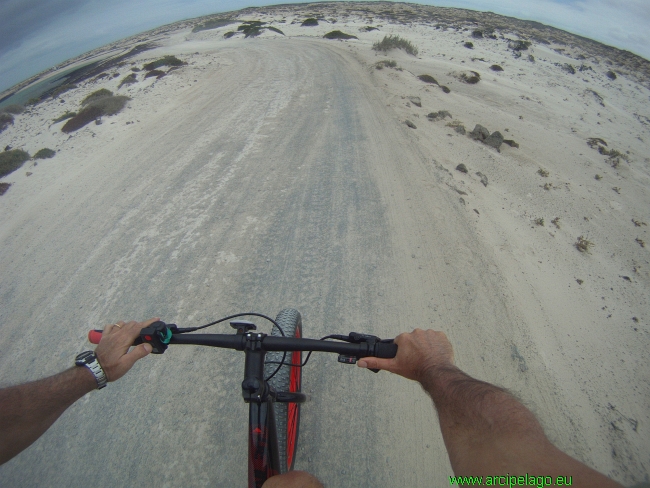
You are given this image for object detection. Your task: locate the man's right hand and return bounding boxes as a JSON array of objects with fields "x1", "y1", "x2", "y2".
[{"x1": 357, "y1": 329, "x2": 455, "y2": 383}]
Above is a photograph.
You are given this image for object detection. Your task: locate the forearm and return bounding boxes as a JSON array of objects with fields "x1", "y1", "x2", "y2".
[
  {"x1": 422, "y1": 366, "x2": 546, "y2": 473},
  {"x1": 0, "y1": 367, "x2": 97, "y2": 465},
  {"x1": 421, "y1": 366, "x2": 624, "y2": 486}
]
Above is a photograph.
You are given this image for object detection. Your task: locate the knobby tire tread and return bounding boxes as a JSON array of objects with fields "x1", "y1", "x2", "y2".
[{"x1": 264, "y1": 308, "x2": 302, "y2": 474}]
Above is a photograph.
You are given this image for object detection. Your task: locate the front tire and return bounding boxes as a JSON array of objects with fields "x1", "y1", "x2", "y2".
[{"x1": 264, "y1": 308, "x2": 302, "y2": 473}]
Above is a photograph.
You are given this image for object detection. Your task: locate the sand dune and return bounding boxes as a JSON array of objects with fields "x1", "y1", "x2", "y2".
[{"x1": 0, "y1": 2, "x2": 648, "y2": 486}]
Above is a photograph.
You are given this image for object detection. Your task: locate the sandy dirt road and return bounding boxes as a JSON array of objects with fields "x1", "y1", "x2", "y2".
[{"x1": 0, "y1": 38, "x2": 642, "y2": 486}]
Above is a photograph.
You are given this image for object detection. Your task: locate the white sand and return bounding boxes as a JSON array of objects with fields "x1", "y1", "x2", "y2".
[{"x1": 0, "y1": 3, "x2": 648, "y2": 486}]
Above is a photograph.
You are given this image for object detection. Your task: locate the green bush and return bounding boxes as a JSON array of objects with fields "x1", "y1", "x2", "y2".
[
  {"x1": 1, "y1": 104, "x2": 24, "y2": 114},
  {"x1": 460, "y1": 71, "x2": 481, "y2": 84},
  {"x1": 62, "y1": 95, "x2": 129, "y2": 133},
  {"x1": 224, "y1": 31, "x2": 236, "y2": 39},
  {"x1": 192, "y1": 19, "x2": 234, "y2": 33},
  {"x1": 375, "y1": 59, "x2": 397, "y2": 69},
  {"x1": 144, "y1": 69, "x2": 165, "y2": 79},
  {"x1": 324, "y1": 30, "x2": 358, "y2": 40},
  {"x1": 53, "y1": 111, "x2": 77, "y2": 123},
  {"x1": 118, "y1": 73, "x2": 137, "y2": 88},
  {"x1": 418, "y1": 74, "x2": 438, "y2": 85},
  {"x1": 372, "y1": 35, "x2": 418, "y2": 56},
  {"x1": 464, "y1": 42, "x2": 474, "y2": 49},
  {"x1": 34, "y1": 148, "x2": 56, "y2": 159},
  {"x1": 0, "y1": 113, "x2": 14, "y2": 133},
  {"x1": 81, "y1": 89, "x2": 113, "y2": 106},
  {"x1": 143, "y1": 55, "x2": 184, "y2": 71},
  {"x1": 301, "y1": 18, "x2": 319, "y2": 26},
  {"x1": 0, "y1": 149, "x2": 30, "y2": 178}
]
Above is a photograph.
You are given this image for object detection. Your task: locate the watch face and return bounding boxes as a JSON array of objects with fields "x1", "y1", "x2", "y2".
[{"x1": 75, "y1": 351, "x2": 94, "y2": 365}]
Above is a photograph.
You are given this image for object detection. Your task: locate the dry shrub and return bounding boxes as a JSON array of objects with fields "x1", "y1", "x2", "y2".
[{"x1": 372, "y1": 35, "x2": 418, "y2": 55}]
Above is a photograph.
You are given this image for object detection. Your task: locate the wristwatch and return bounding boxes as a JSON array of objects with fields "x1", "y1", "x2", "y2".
[{"x1": 75, "y1": 351, "x2": 108, "y2": 389}]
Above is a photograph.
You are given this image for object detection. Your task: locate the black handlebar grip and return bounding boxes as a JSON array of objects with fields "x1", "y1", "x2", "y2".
[{"x1": 375, "y1": 342, "x2": 397, "y2": 359}]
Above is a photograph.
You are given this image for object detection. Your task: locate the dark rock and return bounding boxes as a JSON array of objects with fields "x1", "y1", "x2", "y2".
[
  {"x1": 408, "y1": 96, "x2": 421, "y2": 107},
  {"x1": 456, "y1": 163, "x2": 468, "y2": 173},
  {"x1": 469, "y1": 124, "x2": 490, "y2": 141},
  {"x1": 427, "y1": 110, "x2": 452, "y2": 121},
  {"x1": 4, "y1": 145, "x2": 11, "y2": 151},
  {"x1": 405, "y1": 120, "x2": 417, "y2": 129},
  {"x1": 503, "y1": 139, "x2": 519, "y2": 148},
  {"x1": 440, "y1": 86, "x2": 451, "y2": 93},
  {"x1": 490, "y1": 65, "x2": 504, "y2": 72},
  {"x1": 484, "y1": 131, "x2": 504, "y2": 151},
  {"x1": 464, "y1": 42, "x2": 474, "y2": 49},
  {"x1": 606, "y1": 70, "x2": 617, "y2": 80},
  {"x1": 476, "y1": 171, "x2": 488, "y2": 187},
  {"x1": 472, "y1": 30, "x2": 483, "y2": 38}
]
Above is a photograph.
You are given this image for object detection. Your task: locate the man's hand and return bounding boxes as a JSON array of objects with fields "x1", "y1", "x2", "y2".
[
  {"x1": 357, "y1": 329, "x2": 455, "y2": 383},
  {"x1": 94, "y1": 318, "x2": 158, "y2": 382}
]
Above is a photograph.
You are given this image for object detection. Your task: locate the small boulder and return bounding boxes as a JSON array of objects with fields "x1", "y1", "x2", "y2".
[
  {"x1": 405, "y1": 120, "x2": 417, "y2": 129},
  {"x1": 484, "y1": 131, "x2": 504, "y2": 151},
  {"x1": 456, "y1": 163, "x2": 468, "y2": 173},
  {"x1": 476, "y1": 171, "x2": 488, "y2": 187},
  {"x1": 469, "y1": 124, "x2": 490, "y2": 141},
  {"x1": 503, "y1": 139, "x2": 519, "y2": 148},
  {"x1": 427, "y1": 110, "x2": 452, "y2": 121},
  {"x1": 408, "y1": 96, "x2": 422, "y2": 107}
]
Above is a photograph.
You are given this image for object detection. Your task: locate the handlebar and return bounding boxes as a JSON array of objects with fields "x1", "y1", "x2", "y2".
[{"x1": 88, "y1": 321, "x2": 397, "y2": 360}]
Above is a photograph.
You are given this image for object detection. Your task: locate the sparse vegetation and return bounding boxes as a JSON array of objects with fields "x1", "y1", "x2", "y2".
[
  {"x1": 459, "y1": 71, "x2": 481, "y2": 84},
  {"x1": 192, "y1": 19, "x2": 234, "y2": 32},
  {"x1": 324, "y1": 30, "x2": 357, "y2": 40},
  {"x1": 636, "y1": 238, "x2": 645, "y2": 248},
  {"x1": 543, "y1": 182, "x2": 552, "y2": 190},
  {"x1": 418, "y1": 74, "x2": 438, "y2": 85},
  {"x1": 575, "y1": 236, "x2": 593, "y2": 253},
  {"x1": 472, "y1": 30, "x2": 483, "y2": 38},
  {"x1": 144, "y1": 69, "x2": 166, "y2": 79},
  {"x1": 606, "y1": 70, "x2": 617, "y2": 80},
  {"x1": 0, "y1": 149, "x2": 30, "y2": 178},
  {"x1": 118, "y1": 73, "x2": 137, "y2": 88},
  {"x1": 62, "y1": 92, "x2": 130, "y2": 133},
  {"x1": 537, "y1": 168, "x2": 549, "y2": 177},
  {"x1": 301, "y1": 18, "x2": 319, "y2": 26},
  {"x1": 534, "y1": 218, "x2": 544, "y2": 226},
  {"x1": 551, "y1": 217, "x2": 560, "y2": 229},
  {"x1": 143, "y1": 55, "x2": 184, "y2": 71},
  {"x1": 0, "y1": 113, "x2": 14, "y2": 133},
  {"x1": 375, "y1": 59, "x2": 397, "y2": 69},
  {"x1": 34, "y1": 148, "x2": 56, "y2": 159},
  {"x1": 508, "y1": 40, "x2": 531, "y2": 51},
  {"x1": 464, "y1": 42, "x2": 474, "y2": 49},
  {"x1": 562, "y1": 63, "x2": 576, "y2": 75},
  {"x1": 0, "y1": 182, "x2": 11, "y2": 196},
  {"x1": 50, "y1": 84, "x2": 77, "y2": 98},
  {"x1": 594, "y1": 174, "x2": 602, "y2": 180},
  {"x1": 1, "y1": 104, "x2": 24, "y2": 114},
  {"x1": 632, "y1": 219, "x2": 647, "y2": 227},
  {"x1": 441, "y1": 86, "x2": 451, "y2": 93},
  {"x1": 82, "y1": 89, "x2": 113, "y2": 106},
  {"x1": 372, "y1": 35, "x2": 418, "y2": 56},
  {"x1": 224, "y1": 31, "x2": 236, "y2": 39},
  {"x1": 490, "y1": 65, "x2": 504, "y2": 72},
  {"x1": 446, "y1": 120, "x2": 466, "y2": 134}
]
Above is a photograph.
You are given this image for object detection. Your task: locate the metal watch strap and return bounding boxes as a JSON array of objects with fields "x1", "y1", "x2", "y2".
[{"x1": 76, "y1": 351, "x2": 108, "y2": 389}]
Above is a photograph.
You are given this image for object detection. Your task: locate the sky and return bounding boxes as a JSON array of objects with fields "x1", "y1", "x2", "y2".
[{"x1": 1, "y1": 0, "x2": 649, "y2": 93}]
